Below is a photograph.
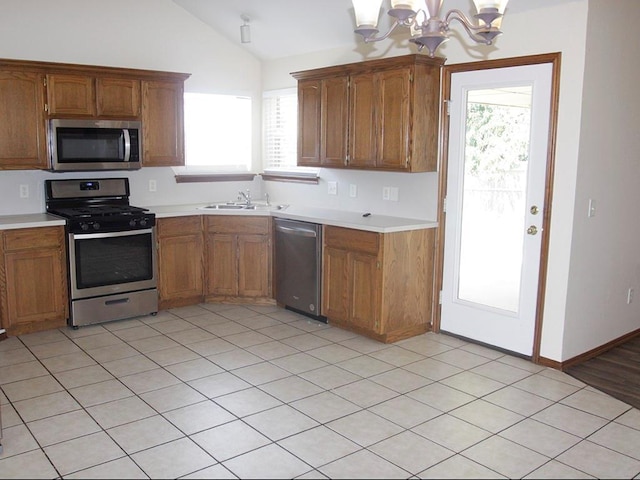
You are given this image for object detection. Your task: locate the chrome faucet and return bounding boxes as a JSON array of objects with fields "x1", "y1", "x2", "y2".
[{"x1": 238, "y1": 189, "x2": 252, "y2": 206}]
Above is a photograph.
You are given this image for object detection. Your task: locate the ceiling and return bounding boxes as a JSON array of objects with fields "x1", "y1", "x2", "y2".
[{"x1": 172, "y1": 0, "x2": 579, "y2": 62}]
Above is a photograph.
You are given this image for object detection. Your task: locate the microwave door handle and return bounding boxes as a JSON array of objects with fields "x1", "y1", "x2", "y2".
[{"x1": 123, "y1": 129, "x2": 131, "y2": 162}]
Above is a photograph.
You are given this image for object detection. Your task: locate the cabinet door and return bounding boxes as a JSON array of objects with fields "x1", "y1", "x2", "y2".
[
  {"x1": 237, "y1": 234, "x2": 270, "y2": 298},
  {"x1": 46, "y1": 74, "x2": 95, "y2": 116},
  {"x1": 348, "y1": 73, "x2": 376, "y2": 168},
  {"x1": 322, "y1": 246, "x2": 350, "y2": 322},
  {"x1": 0, "y1": 71, "x2": 47, "y2": 169},
  {"x1": 97, "y1": 78, "x2": 141, "y2": 118},
  {"x1": 297, "y1": 79, "x2": 321, "y2": 166},
  {"x1": 158, "y1": 233, "x2": 204, "y2": 304},
  {"x1": 321, "y1": 76, "x2": 349, "y2": 167},
  {"x1": 0, "y1": 227, "x2": 68, "y2": 336},
  {"x1": 350, "y1": 252, "x2": 380, "y2": 332},
  {"x1": 142, "y1": 80, "x2": 185, "y2": 167},
  {"x1": 206, "y1": 233, "x2": 238, "y2": 296},
  {"x1": 376, "y1": 67, "x2": 411, "y2": 170}
]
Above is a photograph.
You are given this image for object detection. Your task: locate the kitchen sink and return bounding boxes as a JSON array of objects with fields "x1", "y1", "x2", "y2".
[{"x1": 200, "y1": 203, "x2": 255, "y2": 210}]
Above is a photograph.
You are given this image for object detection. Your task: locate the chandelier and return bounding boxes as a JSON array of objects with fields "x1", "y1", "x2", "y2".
[{"x1": 352, "y1": 0, "x2": 509, "y2": 58}]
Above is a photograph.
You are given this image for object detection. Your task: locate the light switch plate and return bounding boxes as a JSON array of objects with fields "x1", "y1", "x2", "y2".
[
  {"x1": 328, "y1": 181, "x2": 337, "y2": 195},
  {"x1": 349, "y1": 184, "x2": 357, "y2": 198}
]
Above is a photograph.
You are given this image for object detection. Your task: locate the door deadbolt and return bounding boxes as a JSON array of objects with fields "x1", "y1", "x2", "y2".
[
  {"x1": 527, "y1": 225, "x2": 538, "y2": 235},
  {"x1": 530, "y1": 205, "x2": 540, "y2": 215}
]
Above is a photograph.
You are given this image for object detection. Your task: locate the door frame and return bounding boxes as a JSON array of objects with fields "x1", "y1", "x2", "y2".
[{"x1": 432, "y1": 53, "x2": 562, "y2": 364}]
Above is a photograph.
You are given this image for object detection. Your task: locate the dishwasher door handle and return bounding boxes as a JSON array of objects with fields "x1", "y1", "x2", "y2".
[{"x1": 275, "y1": 224, "x2": 318, "y2": 237}]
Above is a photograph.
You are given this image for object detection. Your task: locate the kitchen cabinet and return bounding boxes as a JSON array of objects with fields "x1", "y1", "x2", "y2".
[
  {"x1": 0, "y1": 57, "x2": 189, "y2": 170},
  {"x1": 322, "y1": 225, "x2": 435, "y2": 343},
  {"x1": 205, "y1": 216, "x2": 273, "y2": 303},
  {"x1": 297, "y1": 76, "x2": 349, "y2": 167},
  {"x1": 0, "y1": 70, "x2": 47, "y2": 169},
  {"x1": 142, "y1": 79, "x2": 186, "y2": 167},
  {"x1": 46, "y1": 74, "x2": 141, "y2": 118},
  {"x1": 0, "y1": 226, "x2": 68, "y2": 336},
  {"x1": 157, "y1": 216, "x2": 205, "y2": 310},
  {"x1": 292, "y1": 54, "x2": 445, "y2": 172}
]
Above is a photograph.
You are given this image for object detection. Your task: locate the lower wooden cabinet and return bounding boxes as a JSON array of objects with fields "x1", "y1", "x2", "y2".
[
  {"x1": 322, "y1": 225, "x2": 435, "y2": 343},
  {"x1": 0, "y1": 226, "x2": 68, "y2": 336},
  {"x1": 156, "y1": 216, "x2": 204, "y2": 309},
  {"x1": 205, "y1": 216, "x2": 272, "y2": 303}
]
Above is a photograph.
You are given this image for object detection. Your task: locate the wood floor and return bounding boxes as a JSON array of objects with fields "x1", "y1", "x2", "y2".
[{"x1": 564, "y1": 336, "x2": 640, "y2": 411}]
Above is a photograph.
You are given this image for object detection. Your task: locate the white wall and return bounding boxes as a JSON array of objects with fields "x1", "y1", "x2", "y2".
[{"x1": 562, "y1": 0, "x2": 640, "y2": 359}]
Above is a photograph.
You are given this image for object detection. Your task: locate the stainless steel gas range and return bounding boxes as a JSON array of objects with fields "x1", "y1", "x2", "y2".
[{"x1": 45, "y1": 178, "x2": 158, "y2": 328}]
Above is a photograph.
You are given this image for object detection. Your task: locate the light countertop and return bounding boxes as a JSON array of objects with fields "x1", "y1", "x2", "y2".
[
  {"x1": 147, "y1": 203, "x2": 437, "y2": 233},
  {"x1": 0, "y1": 205, "x2": 437, "y2": 234},
  {"x1": 0, "y1": 213, "x2": 66, "y2": 230}
]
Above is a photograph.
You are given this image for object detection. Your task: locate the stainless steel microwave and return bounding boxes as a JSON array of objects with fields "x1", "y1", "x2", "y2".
[{"x1": 48, "y1": 119, "x2": 142, "y2": 172}]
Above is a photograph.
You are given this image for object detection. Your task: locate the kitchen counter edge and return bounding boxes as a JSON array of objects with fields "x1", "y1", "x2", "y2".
[
  {"x1": 148, "y1": 204, "x2": 437, "y2": 233},
  {"x1": 0, "y1": 214, "x2": 66, "y2": 230}
]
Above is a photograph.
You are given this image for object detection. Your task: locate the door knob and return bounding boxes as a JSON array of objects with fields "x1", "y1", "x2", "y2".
[{"x1": 527, "y1": 225, "x2": 538, "y2": 235}]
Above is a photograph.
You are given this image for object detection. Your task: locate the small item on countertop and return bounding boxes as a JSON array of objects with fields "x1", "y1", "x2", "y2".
[{"x1": 362, "y1": 212, "x2": 371, "y2": 217}]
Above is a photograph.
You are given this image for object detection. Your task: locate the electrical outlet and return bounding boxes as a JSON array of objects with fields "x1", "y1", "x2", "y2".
[
  {"x1": 19, "y1": 184, "x2": 29, "y2": 198},
  {"x1": 389, "y1": 187, "x2": 399, "y2": 201},
  {"x1": 382, "y1": 186, "x2": 390, "y2": 200},
  {"x1": 149, "y1": 180, "x2": 157, "y2": 192},
  {"x1": 328, "y1": 181, "x2": 337, "y2": 195},
  {"x1": 349, "y1": 184, "x2": 357, "y2": 198}
]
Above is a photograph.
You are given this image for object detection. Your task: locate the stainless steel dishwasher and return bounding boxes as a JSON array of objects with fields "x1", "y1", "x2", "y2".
[{"x1": 274, "y1": 217, "x2": 326, "y2": 322}]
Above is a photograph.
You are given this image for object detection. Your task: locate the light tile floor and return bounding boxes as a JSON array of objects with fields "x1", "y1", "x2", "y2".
[{"x1": 1, "y1": 303, "x2": 640, "y2": 479}]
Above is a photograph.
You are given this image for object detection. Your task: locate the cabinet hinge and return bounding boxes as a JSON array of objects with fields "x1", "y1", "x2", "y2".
[
  {"x1": 442, "y1": 196, "x2": 447, "y2": 213},
  {"x1": 444, "y1": 99, "x2": 451, "y2": 116},
  {"x1": 376, "y1": 261, "x2": 381, "y2": 269},
  {"x1": 43, "y1": 78, "x2": 47, "y2": 87},
  {"x1": 439, "y1": 290, "x2": 443, "y2": 305},
  {"x1": 44, "y1": 103, "x2": 49, "y2": 113}
]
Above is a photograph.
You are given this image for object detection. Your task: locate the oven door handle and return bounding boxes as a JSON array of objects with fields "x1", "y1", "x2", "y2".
[{"x1": 70, "y1": 228, "x2": 154, "y2": 240}]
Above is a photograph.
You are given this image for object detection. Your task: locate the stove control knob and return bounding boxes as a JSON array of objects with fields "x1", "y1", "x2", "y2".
[
  {"x1": 129, "y1": 219, "x2": 137, "y2": 227},
  {"x1": 92, "y1": 222, "x2": 100, "y2": 230},
  {"x1": 80, "y1": 223, "x2": 89, "y2": 231},
  {"x1": 139, "y1": 218, "x2": 148, "y2": 227}
]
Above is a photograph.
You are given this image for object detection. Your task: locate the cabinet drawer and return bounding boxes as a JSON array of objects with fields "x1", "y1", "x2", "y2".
[
  {"x1": 157, "y1": 216, "x2": 202, "y2": 237},
  {"x1": 324, "y1": 226, "x2": 379, "y2": 255},
  {"x1": 3, "y1": 227, "x2": 63, "y2": 251},
  {"x1": 206, "y1": 216, "x2": 270, "y2": 235}
]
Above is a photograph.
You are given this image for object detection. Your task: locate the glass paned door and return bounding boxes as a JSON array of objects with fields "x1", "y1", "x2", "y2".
[{"x1": 441, "y1": 63, "x2": 553, "y2": 356}]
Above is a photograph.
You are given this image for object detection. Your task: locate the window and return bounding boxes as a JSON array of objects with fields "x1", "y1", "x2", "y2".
[
  {"x1": 262, "y1": 88, "x2": 297, "y2": 169},
  {"x1": 182, "y1": 93, "x2": 252, "y2": 171},
  {"x1": 262, "y1": 88, "x2": 318, "y2": 182}
]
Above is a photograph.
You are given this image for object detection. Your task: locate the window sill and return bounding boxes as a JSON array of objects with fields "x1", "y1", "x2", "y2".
[
  {"x1": 175, "y1": 173, "x2": 257, "y2": 183},
  {"x1": 260, "y1": 167, "x2": 320, "y2": 184}
]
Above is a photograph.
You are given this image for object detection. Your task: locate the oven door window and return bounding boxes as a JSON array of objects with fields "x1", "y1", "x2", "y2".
[
  {"x1": 57, "y1": 127, "x2": 126, "y2": 163},
  {"x1": 73, "y1": 230, "x2": 154, "y2": 289}
]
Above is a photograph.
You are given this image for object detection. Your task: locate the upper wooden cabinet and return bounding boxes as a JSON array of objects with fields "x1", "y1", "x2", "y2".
[
  {"x1": 0, "y1": 58, "x2": 190, "y2": 170},
  {"x1": 292, "y1": 54, "x2": 445, "y2": 172},
  {"x1": 297, "y1": 76, "x2": 349, "y2": 167},
  {"x1": 142, "y1": 80, "x2": 185, "y2": 167},
  {"x1": 0, "y1": 70, "x2": 47, "y2": 169},
  {"x1": 46, "y1": 74, "x2": 142, "y2": 118}
]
